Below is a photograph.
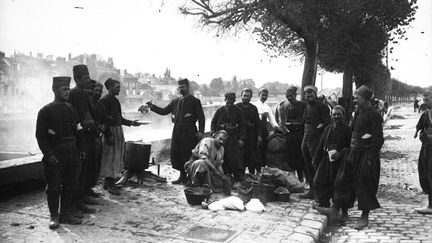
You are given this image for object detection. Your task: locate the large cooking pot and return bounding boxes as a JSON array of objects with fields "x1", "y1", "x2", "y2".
[{"x1": 124, "y1": 141, "x2": 151, "y2": 172}]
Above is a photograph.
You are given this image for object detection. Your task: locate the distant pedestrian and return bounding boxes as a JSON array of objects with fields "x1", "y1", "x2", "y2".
[
  {"x1": 299, "y1": 85, "x2": 332, "y2": 199},
  {"x1": 252, "y1": 88, "x2": 280, "y2": 168},
  {"x1": 275, "y1": 86, "x2": 307, "y2": 179},
  {"x1": 99, "y1": 78, "x2": 142, "y2": 195},
  {"x1": 312, "y1": 105, "x2": 351, "y2": 221},
  {"x1": 36, "y1": 76, "x2": 85, "y2": 228},
  {"x1": 414, "y1": 91, "x2": 432, "y2": 215},
  {"x1": 145, "y1": 79, "x2": 205, "y2": 184},
  {"x1": 317, "y1": 85, "x2": 384, "y2": 230},
  {"x1": 211, "y1": 92, "x2": 246, "y2": 185},
  {"x1": 236, "y1": 88, "x2": 262, "y2": 175}
]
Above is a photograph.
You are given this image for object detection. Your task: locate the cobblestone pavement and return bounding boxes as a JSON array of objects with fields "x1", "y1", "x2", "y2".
[
  {"x1": 1, "y1": 156, "x2": 326, "y2": 241},
  {"x1": 320, "y1": 105, "x2": 432, "y2": 243}
]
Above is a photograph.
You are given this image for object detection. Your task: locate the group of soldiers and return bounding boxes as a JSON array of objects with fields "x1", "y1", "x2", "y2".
[
  {"x1": 36, "y1": 65, "x2": 143, "y2": 229},
  {"x1": 146, "y1": 81, "x2": 388, "y2": 230},
  {"x1": 37, "y1": 70, "x2": 432, "y2": 231}
]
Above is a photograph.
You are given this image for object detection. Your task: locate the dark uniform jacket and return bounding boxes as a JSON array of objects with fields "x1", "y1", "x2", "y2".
[
  {"x1": 350, "y1": 106, "x2": 384, "y2": 155},
  {"x1": 211, "y1": 105, "x2": 246, "y2": 140},
  {"x1": 235, "y1": 102, "x2": 261, "y2": 137},
  {"x1": 36, "y1": 101, "x2": 84, "y2": 159},
  {"x1": 303, "y1": 100, "x2": 332, "y2": 137},
  {"x1": 99, "y1": 94, "x2": 133, "y2": 127},
  {"x1": 69, "y1": 87, "x2": 96, "y2": 132},
  {"x1": 275, "y1": 100, "x2": 307, "y2": 132},
  {"x1": 150, "y1": 95, "x2": 205, "y2": 132}
]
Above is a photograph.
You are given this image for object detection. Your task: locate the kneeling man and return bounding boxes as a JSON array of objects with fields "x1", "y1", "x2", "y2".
[{"x1": 185, "y1": 130, "x2": 229, "y2": 192}]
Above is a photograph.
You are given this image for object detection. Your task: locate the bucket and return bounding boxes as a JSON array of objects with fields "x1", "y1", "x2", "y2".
[
  {"x1": 237, "y1": 180, "x2": 253, "y2": 203},
  {"x1": 184, "y1": 187, "x2": 212, "y2": 205},
  {"x1": 274, "y1": 187, "x2": 290, "y2": 202},
  {"x1": 252, "y1": 183, "x2": 275, "y2": 204},
  {"x1": 124, "y1": 141, "x2": 151, "y2": 172}
]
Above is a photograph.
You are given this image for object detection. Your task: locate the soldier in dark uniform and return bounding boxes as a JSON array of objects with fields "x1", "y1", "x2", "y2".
[
  {"x1": 36, "y1": 76, "x2": 85, "y2": 229},
  {"x1": 88, "y1": 80, "x2": 112, "y2": 198},
  {"x1": 69, "y1": 65, "x2": 97, "y2": 213},
  {"x1": 317, "y1": 85, "x2": 384, "y2": 230},
  {"x1": 235, "y1": 88, "x2": 262, "y2": 175},
  {"x1": 146, "y1": 79, "x2": 205, "y2": 184},
  {"x1": 275, "y1": 86, "x2": 307, "y2": 179},
  {"x1": 211, "y1": 92, "x2": 246, "y2": 184},
  {"x1": 300, "y1": 85, "x2": 332, "y2": 199},
  {"x1": 414, "y1": 91, "x2": 432, "y2": 215},
  {"x1": 312, "y1": 105, "x2": 351, "y2": 219}
]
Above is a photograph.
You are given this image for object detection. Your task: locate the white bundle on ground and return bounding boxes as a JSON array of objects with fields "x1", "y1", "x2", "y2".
[
  {"x1": 245, "y1": 198, "x2": 266, "y2": 213},
  {"x1": 208, "y1": 196, "x2": 245, "y2": 211}
]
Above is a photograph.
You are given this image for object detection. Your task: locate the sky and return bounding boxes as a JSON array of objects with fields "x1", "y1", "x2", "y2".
[{"x1": 0, "y1": 0, "x2": 431, "y2": 89}]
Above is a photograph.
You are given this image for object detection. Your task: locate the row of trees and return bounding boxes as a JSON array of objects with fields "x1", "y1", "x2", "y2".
[{"x1": 180, "y1": 0, "x2": 418, "y2": 114}]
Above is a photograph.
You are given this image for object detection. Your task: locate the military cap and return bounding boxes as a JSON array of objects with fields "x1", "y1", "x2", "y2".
[
  {"x1": 286, "y1": 86, "x2": 298, "y2": 95},
  {"x1": 177, "y1": 78, "x2": 190, "y2": 86},
  {"x1": 303, "y1": 85, "x2": 318, "y2": 94},
  {"x1": 52, "y1": 76, "x2": 71, "y2": 89},
  {"x1": 355, "y1": 85, "x2": 373, "y2": 100},
  {"x1": 73, "y1": 64, "x2": 89, "y2": 80},
  {"x1": 258, "y1": 87, "x2": 268, "y2": 95},
  {"x1": 225, "y1": 92, "x2": 236, "y2": 100},
  {"x1": 104, "y1": 78, "x2": 120, "y2": 89}
]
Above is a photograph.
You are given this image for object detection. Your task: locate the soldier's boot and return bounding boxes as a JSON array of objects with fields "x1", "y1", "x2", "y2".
[
  {"x1": 354, "y1": 210, "x2": 369, "y2": 230},
  {"x1": 49, "y1": 215, "x2": 60, "y2": 229},
  {"x1": 172, "y1": 170, "x2": 187, "y2": 185},
  {"x1": 316, "y1": 206, "x2": 339, "y2": 225}
]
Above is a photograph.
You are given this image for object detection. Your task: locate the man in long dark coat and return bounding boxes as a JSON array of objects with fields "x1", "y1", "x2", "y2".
[
  {"x1": 414, "y1": 90, "x2": 432, "y2": 215},
  {"x1": 146, "y1": 79, "x2": 205, "y2": 184},
  {"x1": 69, "y1": 65, "x2": 97, "y2": 213},
  {"x1": 235, "y1": 88, "x2": 262, "y2": 175},
  {"x1": 275, "y1": 86, "x2": 307, "y2": 178},
  {"x1": 300, "y1": 85, "x2": 332, "y2": 199},
  {"x1": 211, "y1": 92, "x2": 246, "y2": 184},
  {"x1": 317, "y1": 85, "x2": 384, "y2": 230},
  {"x1": 312, "y1": 105, "x2": 351, "y2": 221},
  {"x1": 36, "y1": 76, "x2": 84, "y2": 228}
]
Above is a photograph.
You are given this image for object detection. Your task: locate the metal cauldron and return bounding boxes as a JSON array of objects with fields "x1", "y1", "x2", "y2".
[{"x1": 124, "y1": 141, "x2": 151, "y2": 172}]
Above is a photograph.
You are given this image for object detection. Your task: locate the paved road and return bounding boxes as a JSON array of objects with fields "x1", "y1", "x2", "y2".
[
  {"x1": 1, "y1": 154, "x2": 326, "y2": 241},
  {"x1": 320, "y1": 105, "x2": 432, "y2": 243}
]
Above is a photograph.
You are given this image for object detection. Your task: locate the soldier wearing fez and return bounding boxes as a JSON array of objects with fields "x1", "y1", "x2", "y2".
[
  {"x1": 69, "y1": 65, "x2": 98, "y2": 213},
  {"x1": 211, "y1": 92, "x2": 246, "y2": 185},
  {"x1": 145, "y1": 78, "x2": 205, "y2": 184},
  {"x1": 36, "y1": 77, "x2": 85, "y2": 228},
  {"x1": 300, "y1": 85, "x2": 332, "y2": 199},
  {"x1": 317, "y1": 85, "x2": 384, "y2": 230}
]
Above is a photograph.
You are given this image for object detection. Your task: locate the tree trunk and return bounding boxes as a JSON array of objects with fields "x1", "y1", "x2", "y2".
[
  {"x1": 342, "y1": 64, "x2": 353, "y2": 119},
  {"x1": 301, "y1": 38, "x2": 319, "y2": 100}
]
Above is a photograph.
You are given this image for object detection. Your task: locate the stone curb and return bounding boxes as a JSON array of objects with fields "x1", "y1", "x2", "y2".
[{"x1": 287, "y1": 211, "x2": 328, "y2": 243}]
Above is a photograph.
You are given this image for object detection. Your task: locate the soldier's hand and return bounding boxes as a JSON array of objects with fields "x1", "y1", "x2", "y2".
[
  {"x1": 107, "y1": 136, "x2": 115, "y2": 145},
  {"x1": 47, "y1": 155, "x2": 59, "y2": 165},
  {"x1": 196, "y1": 131, "x2": 204, "y2": 140},
  {"x1": 317, "y1": 123, "x2": 324, "y2": 129},
  {"x1": 238, "y1": 139, "x2": 245, "y2": 148},
  {"x1": 414, "y1": 132, "x2": 418, "y2": 139},
  {"x1": 79, "y1": 151, "x2": 86, "y2": 161},
  {"x1": 131, "y1": 120, "x2": 141, "y2": 126},
  {"x1": 257, "y1": 136, "x2": 263, "y2": 146},
  {"x1": 145, "y1": 100, "x2": 153, "y2": 108}
]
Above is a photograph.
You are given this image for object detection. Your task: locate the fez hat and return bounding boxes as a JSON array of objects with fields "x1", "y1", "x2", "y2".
[
  {"x1": 241, "y1": 88, "x2": 253, "y2": 95},
  {"x1": 177, "y1": 78, "x2": 190, "y2": 86},
  {"x1": 225, "y1": 92, "x2": 236, "y2": 100},
  {"x1": 258, "y1": 87, "x2": 268, "y2": 95},
  {"x1": 286, "y1": 86, "x2": 297, "y2": 95},
  {"x1": 104, "y1": 78, "x2": 120, "y2": 89},
  {"x1": 52, "y1": 76, "x2": 71, "y2": 89},
  {"x1": 355, "y1": 85, "x2": 373, "y2": 100},
  {"x1": 73, "y1": 65, "x2": 89, "y2": 81},
  {"x1": 303, "y1": 85, "x2": 317, "y2": 94},
  {"x1": 333, "y1": 105, "x2": 346, "y2": 115}
]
